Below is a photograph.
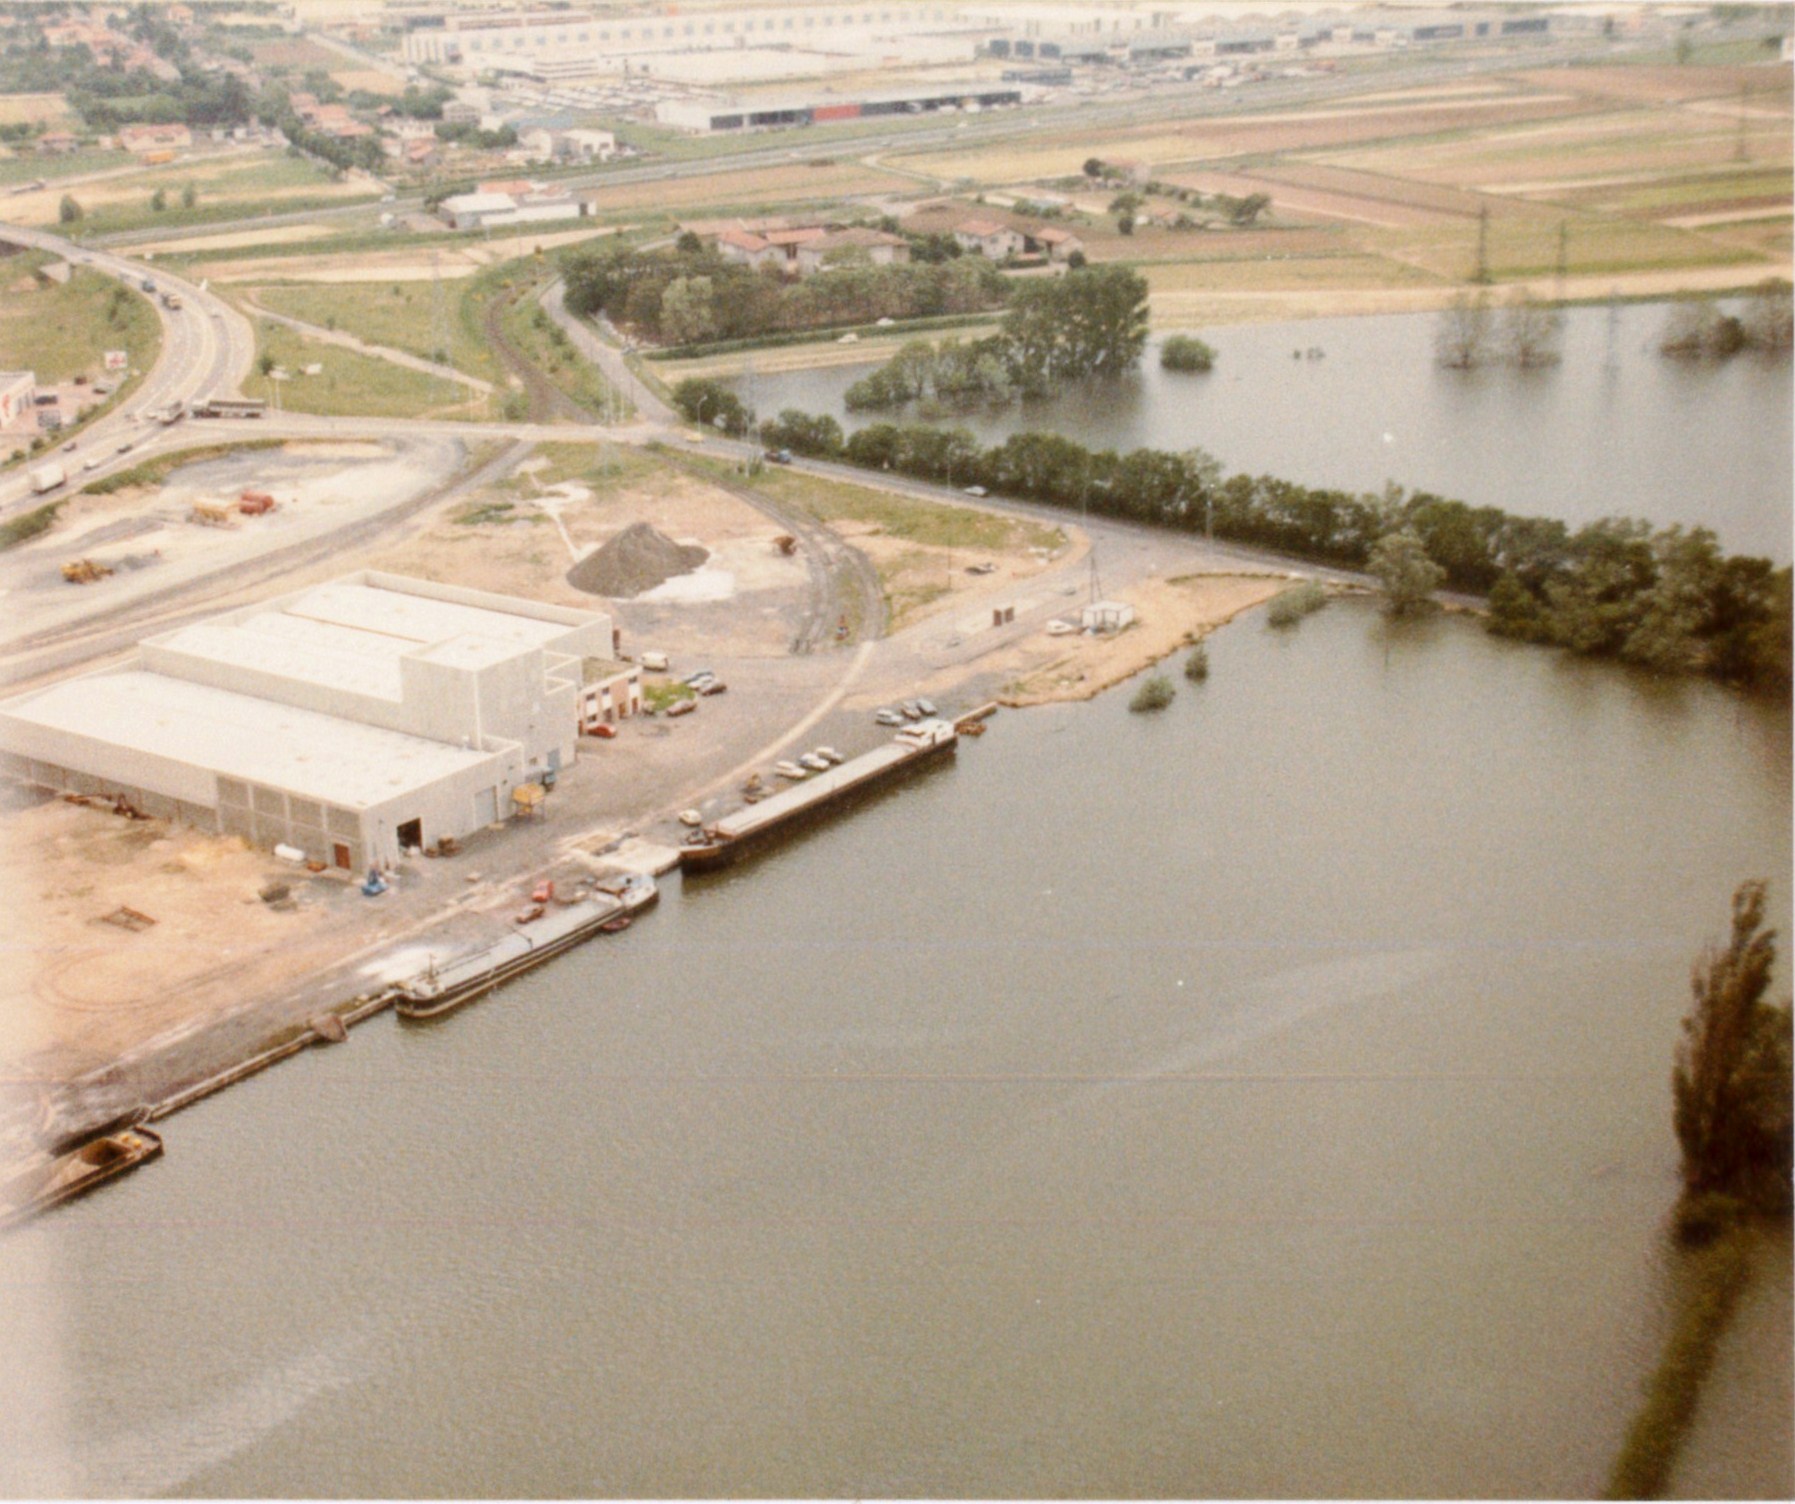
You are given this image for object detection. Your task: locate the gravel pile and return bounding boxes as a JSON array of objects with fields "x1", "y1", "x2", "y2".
[{"x1": 568, "y1": 522, "x2": 708, "y2": 598}]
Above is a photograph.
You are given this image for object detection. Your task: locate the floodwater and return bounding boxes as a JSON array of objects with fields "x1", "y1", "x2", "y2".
[
  {"x1": 3, "y1": 601, "x2": 1788, "y2": 1497},
  {"x1": 739, "y1": 304, "x2": 1795, "y2": 562}
]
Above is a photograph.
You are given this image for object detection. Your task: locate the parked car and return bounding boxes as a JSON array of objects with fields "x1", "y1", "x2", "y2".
[
  {"x1": 588, "y1": 723, "x2": 617, "y2": 739},
  {"x1": 665, "y1": 698, "x2": 697, "y2": 718},
  {"x1": 916, "y1": 699, "x2": 937, "y2": 717},
  {"x1": 900, "y1": 700, "x2": 922, "y2": 719},
  {"x1": 682, "y1": 668, "x2": 715, "y2": 687},
  {"x1": 698, "y1": 680, "x2": 727, "y2": 696},
  {"x1": 875, "y1": 709, "x2": 904, "y2": 726},
  {"x1": 963, "y1": 485, "x2": 988, "y2": 497},
  {"x1": 765, "y1": 448, "x2": 792, "y2": 464}
]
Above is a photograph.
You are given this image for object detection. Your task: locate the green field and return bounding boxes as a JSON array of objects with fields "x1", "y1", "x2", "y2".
[
  {"x1": 0, "y1": 147, "x2": 123, "y2": 186},
  {"x1": 254, "y1": 279, "x2": 506, "y2": 386},
  {"x1": 748, "y1": 463, "x2": 1064, "y2": 554},
  {"x1": 63, "y1": 155, "x2": 377, "y2": 238},
  {"x1": 0, "y1": 263, "x2": 160, "y2": 383},
  {"x1": 242, "y1": 321, "x2": 494, "y2": 421}
]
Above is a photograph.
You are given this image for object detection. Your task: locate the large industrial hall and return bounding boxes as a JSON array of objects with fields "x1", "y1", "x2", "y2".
[{"x1": 0, "y1": 573, "x2": 633, "y2": 873}]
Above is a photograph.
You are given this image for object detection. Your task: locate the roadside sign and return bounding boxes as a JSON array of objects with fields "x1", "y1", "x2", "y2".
[{"x1": 103, "y1": 349, "x2": 127, "y2": 371}]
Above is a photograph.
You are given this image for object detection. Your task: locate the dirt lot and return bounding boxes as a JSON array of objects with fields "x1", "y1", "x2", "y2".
[
  {"x1": 0, "y1": 796, "x2": 363, "y2": 1083},
  {"x1": 361, "y1": 449, "x2": 816, "y2": 658},
  {"x1": 996, "y1": 573, "x2": 1293, "y2": 705}
]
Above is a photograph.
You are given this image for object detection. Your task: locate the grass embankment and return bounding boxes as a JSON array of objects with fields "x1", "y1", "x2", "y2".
[
  {"x1": 0, "y1": 264, "x2": 160, "y2": 465},
  {"x1": 1604, "y1": 1219, "x2": 1757, "y2": 1500},
  {"x1": 242, "y1": 320, "x2": 492, "y2": 420},
  {"x1": 0, "y1": 501, "x2": 63, "y2": 550},
  {"x1": 502, "y1": 280, "x2": 620, "y2": 416},
  {"x1": 641, "y1": 680, "x2": 695, "y2": 713}
]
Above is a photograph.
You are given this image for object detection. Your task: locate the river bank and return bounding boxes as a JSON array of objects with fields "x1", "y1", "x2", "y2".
[
  {"x1": 1, "y1": 482, "x2": 1283, "y2": 1199},
  {"x1": 6, "y1": 597, "x2": 1785, "y2": 1498}
]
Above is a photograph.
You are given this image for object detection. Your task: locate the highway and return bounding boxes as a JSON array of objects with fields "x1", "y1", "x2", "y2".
[{"x1": 0, "y1": 222, "x2": 256, "y2": 516}]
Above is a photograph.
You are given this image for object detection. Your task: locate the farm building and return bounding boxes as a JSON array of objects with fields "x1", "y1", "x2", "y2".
[{"x1": 0, "y1": 573, "x2": 623, "y2": 871}]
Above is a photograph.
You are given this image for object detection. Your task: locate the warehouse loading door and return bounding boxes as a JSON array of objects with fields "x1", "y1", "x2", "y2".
[{"x1": 397, "y1": 817, "x2": 422, "y2": 852}]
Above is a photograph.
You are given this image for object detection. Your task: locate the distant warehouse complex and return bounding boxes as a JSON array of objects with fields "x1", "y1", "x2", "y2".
[
  {"x1": 654, "y1": 83, "x2": 1023, "y2": 134},
  {"x1": 399, "y1": 4, "x2": 971, "y2": 69},
  {"x1": 0, "y1": 574, "x2": 641, "y2": 871}
]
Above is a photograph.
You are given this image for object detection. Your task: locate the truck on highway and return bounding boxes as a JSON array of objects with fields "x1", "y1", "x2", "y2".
[
  {"x1": 28, "y1": 463, "x2": 66, "y2": 495},
  {"x1": 153, "y1": 403, "x2": 185, "y2": 425},
  {"x1": 160, "y1": 290, "x2": 182, "y2": 311}
]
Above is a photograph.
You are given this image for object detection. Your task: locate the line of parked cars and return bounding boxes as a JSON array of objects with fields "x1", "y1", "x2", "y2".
[{"x1": 874, "y1": 698, "x2": 936, "y2": 726}]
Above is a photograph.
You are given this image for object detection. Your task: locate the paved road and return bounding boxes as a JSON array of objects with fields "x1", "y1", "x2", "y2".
[{"x1": 0, "y1": 221, "x2": 256, "y2": 515}]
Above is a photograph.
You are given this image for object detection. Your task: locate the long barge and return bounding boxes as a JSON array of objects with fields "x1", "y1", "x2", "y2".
[
  {"x1": 680, "y1": 719, "x2": 957, "y2": 874},
  {"x1": 396, "y1": 874, "x2": 658, "y2": 1020},
  {"x1": 0, "y1": 1125, "x2": 164, "y2": 1233}
]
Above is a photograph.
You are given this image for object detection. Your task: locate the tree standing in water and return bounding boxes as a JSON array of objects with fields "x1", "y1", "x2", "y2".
[{"x1": 1673, "y1": 880, "x2": 1793, "y2": 1210}]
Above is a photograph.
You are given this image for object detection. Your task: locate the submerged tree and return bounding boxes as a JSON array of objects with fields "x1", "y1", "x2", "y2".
[
  {"x1": 1673, "y1": 880, "x2": 1793, "y2": 1209},
  {"x1": 1367, "y1": 530, "x2": 1444, "y2": 615},
  {"x1": 1500, "y1": 291, "x2": 1566, "y2": 368},
  {"x1": 1434, "y1": 292, "x2": 1493, "y2": 369}
]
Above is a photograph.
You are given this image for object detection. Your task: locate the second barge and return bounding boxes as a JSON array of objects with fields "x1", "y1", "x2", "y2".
[
  {"x1": 396, "y1": 874, "x2": 658, "y2": 1019},
  {"x1": 680, "y1": 718, "x2": 957, "y2": 873}
]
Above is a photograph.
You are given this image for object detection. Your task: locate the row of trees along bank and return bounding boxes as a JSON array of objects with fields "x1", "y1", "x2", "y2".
[{"x1": 746, "y1": 413, "x2": 1791, "y2": 694}]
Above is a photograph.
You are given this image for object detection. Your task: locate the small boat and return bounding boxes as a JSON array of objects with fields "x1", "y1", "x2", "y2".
[
  {"x1": 915, "y1": 698, "x2": 937, "y2": 717},
  {"x1": 799, "y1": 753, "x2": 830, "y2": 772},
  {"x1": 774, "y1": 761, "x2": 807, "y2": 780},
  {"x1": 678, "y1": 808, "x2": 703, "y2": 827}
]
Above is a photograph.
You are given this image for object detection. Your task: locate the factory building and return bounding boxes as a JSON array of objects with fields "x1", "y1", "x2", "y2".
[
  {"x1": 0, "y1": 574, "x2": 625, "y2": 871},
  {"x1": 401, "y1": 5, "x2": 971, "y2": 69},
  {"x1": 655, "y1": 82, "x2": 1023, "y2": 134}
]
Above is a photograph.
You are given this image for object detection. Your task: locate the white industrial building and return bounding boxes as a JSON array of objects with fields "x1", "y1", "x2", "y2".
[
  {"x1": 0, "y1": 573, "x2": 634, "y2": 872},
  {"x1": 401, "y1": 5, "x2": 974, "y2": 69}
]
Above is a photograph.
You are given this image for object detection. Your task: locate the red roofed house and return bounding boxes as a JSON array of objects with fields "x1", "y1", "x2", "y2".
[
  {"x1": 953, "y1": 218, "x2": 1026, "y2": 260},
  {"x1": 1030, "y1": 225, "x2": 1084, "y2": 262}
]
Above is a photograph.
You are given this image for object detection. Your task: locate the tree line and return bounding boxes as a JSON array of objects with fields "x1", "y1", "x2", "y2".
[
  {"x1": 560, "y1": 240, "x2": 1008, "y2": 348},
  {"x1": 750, "y1": 411, "x2": 1790, "y2": 692},
  {"x1": 836, "y1": 265, "x2": 1151, "y2": 412}
]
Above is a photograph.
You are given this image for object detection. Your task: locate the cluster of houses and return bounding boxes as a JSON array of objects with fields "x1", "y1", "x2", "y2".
[
  {"x1": 289, "y1": 91, "x2": 373, "y2": 141},
  {"x1": 686, "y1": 210, "x2": 1084, "y2": 274},
  {"x1": 37, "y1": 16, "x2": 181, "y2": 81}
]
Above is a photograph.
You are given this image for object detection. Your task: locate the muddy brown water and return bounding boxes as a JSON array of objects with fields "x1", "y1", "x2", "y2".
[{"x1": 1, "y1": 598, "x2": 1787, "y2": 1497}]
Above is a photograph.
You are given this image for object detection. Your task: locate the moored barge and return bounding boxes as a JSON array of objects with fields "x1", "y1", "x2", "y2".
[
  {"x1": 0, "y1": 1124, "x2": 164, "y2": 1232},
  {"x1": 396, "y1": 874, "x2": 658, "y2": 1019},
  {"x1": 680, "y1": 719, "x2": 957, "y2": 874}
]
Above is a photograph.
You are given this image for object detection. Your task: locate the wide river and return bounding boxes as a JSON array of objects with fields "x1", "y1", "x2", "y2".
[
  {"x1": 2, "y1": 598, "x2": 1789, "y2": 1496},
  {"x1": 738, "y1": 304, "x2": 1794, "y2": 562}
]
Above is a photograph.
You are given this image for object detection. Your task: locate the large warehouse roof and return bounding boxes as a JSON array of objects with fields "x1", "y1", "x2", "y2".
[
  {"x1": 4, "y1": 673, "x2": 498, "y2": 809},
  {"x1": 284, "y1": 581, "x2": 586, "y2": 653}
]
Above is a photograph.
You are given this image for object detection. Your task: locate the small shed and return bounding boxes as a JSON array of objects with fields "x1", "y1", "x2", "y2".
[{"x1": 1081, "y1": 600, "x2": 1135, "y2": 633}]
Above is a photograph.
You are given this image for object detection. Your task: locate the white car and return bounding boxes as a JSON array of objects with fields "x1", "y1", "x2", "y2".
[{"x1": 963, "y1": 485, "x2": 988, "y2": 497}]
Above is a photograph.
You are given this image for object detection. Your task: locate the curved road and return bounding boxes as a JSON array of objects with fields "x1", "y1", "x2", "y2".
[{"x1": 0, "y1": 221, "x2": 256, "y2": 516}]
